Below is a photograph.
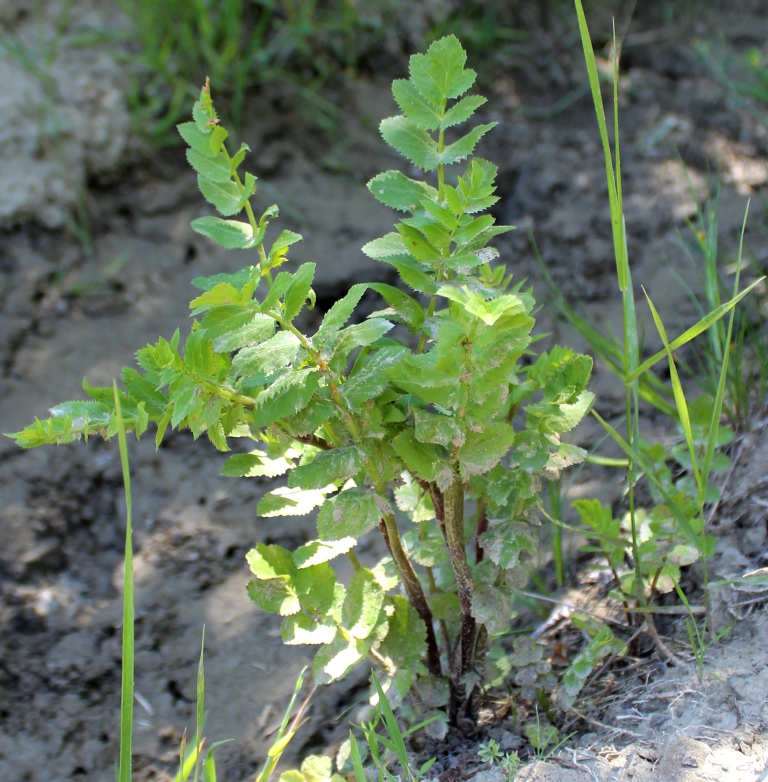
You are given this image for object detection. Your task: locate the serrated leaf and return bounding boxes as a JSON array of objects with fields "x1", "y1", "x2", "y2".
[
  {"x1": 258, "y1": 485, "x2": 331, "y2": 517},
  {"x1": 186, "y1": 148, "x2": 231, "y2": 183},
  {"x1": 441, "y1": 95, "x2": 487, "y2": 129},
  {"x1": 413, "y1": 408, "x2": 464, "y2": 447},
  {"x1": 471, "y1": 582, "x2": 512, "y2": 635},
  {"x1": 232, "y1": 330, "x2": 300, "y2": 377},
  {"x1": 191, "y1": 216, "x2": 255, "y2": 249},
  {"x1": 403, "y1": 525, "x2": 446, "y2": 568},
  {"x1": 293, "y1": 537, "x2": 357, "y2": 568},
  {"x1": 342, "y1": 568, "x2": 384, "y2": 639},
  {"x1": 313, "y1": 633, "x2": 367, "y2": 685},
  {"x1": 221, "y1": 453, "x2": 264, "y2": 477},
  {"x1": 458, "y1": 424, "x2": 516, "y2": 478},
  {"x1": 393, "y1": 475, "x2": 435, "y2": 523},
  {"x1": 282, "y1": 614, "x2": 337, "y2": 645},
  {"x1": 289, "y1": 446, "x2": 364, "y2": 490},
  {"x1": 247, "y1": 578, "x2": 299, "y2": 616},
  {"x1": 338, "y1": 345, "x2": 408, "y2": 412},
  {"x1": 267, "y1": 229, "x2": 302, "y2": 270},
  {"x1": 200, "y1": 305, "x2": 256, "y2": 347},
  {"x1": 333, "y1": 319, "x2": 393, "y2": 360},
  {"x1": 362, "y1": 232, "x2": 408, "y2": 260},
  {"x1": 397, "y1": 223, "x2": 441, "y2": 263},
  {"x1": 197, "y1": 176, "x2": 244, "y2": 216},
  {"x1": 211, "y1": 313, "x2": 275, "y2": 353},
  {"x1": 392, "y1": 430, "x2": 451, "y2": 486},
  {"x1": 392, "y1": 79, "x2": 441, "y2": 129},
  {"x1": 380, "y1": 116, "x2": 439, "y2": 172},
  {"x1": 420, "y1": 198, "x2": 459, "y2": 230},
  {"x1": 437, "y1": 123, "x2": 496, "y2": 167},
  {"x1": 252, "y1": 368, "x2": 321, "y2": 427},
  {"x1": 369, "y1": 283, "x2": 425, "y2": 332},
  {"x1": 247, "y1": 543, "x2": 293, "y2": 579},
  {"x1": 312, "y1": 284, "x2": 367, "y2": 349},
  {"x1": 479, "y1": 519, "x2": 538, "y2": 570},
  {"x1": 282, "y1": 398, "x2": 336, "y2": 438},
  {"x1": 385, "y1": 353, "x2": 465, "y2": 409},
  {"x1": 453, "y1": 214, "x2": 495, "y2": 246},
  {"x1": 178, "y1": 121, "x2": 213, "y2": 156},
  {"x1": 191, "y1": 268, "x2": 254, "y2": 292},
  {"x1": 389, "y1": 259, "x2": 437, "y2": 295},
  {"x1": 409, "y1": 35, "x2": 476, "y2": 103},
  {"x1": 367, "y1": 171, "x2": 437, "y2": 213},
  {"x1": 284, "y1": 263, "x2": 316, "y2": 322},
  {"x1": 317, "y1": 489, "x2": 381, "y2": 540}
]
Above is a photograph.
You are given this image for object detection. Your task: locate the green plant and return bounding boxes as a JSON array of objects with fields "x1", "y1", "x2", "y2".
[
  {"x1": 347, "y1": 675, "x2": 436, "y2": 782},
  {"x1": 478, "y1": 738, "x2": 520, "y2": 780},
  {"x1": 671, "y1": 183, "x2": 768, "y2": 430},
  {"x1": 547, "y1": 2, "x2": 763, "y2": 658},
  {"x1": 115, "y1": 385, "x2": 134, "y2": 782},
  {"x1": 118, "y1": 0, "x2": 365, "y2": 142},
  {"x1": 10, "y1": 37, "x2": 595, "y2": 725}
]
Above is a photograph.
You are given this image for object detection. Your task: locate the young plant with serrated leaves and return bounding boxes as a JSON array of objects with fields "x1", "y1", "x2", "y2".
[
  {"x1": 556, "y1": 619, "x2": 618, "y2": 712},
  {"x1": 8, "y1": 37, "x2": 594, "y2": 724}
]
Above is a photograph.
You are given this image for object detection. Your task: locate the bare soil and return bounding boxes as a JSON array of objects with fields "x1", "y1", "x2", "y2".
[{"x1": 2, "y1": 3, "x2": 768, "y2": 781}]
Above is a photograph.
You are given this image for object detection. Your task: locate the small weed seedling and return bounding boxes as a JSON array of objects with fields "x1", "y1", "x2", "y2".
[
  {"x1": 478, "y1": 738, "x2": 520, "y2": 780},
  {"x1": 10, "y1": 36, "x2": 596, "y2": 726}
]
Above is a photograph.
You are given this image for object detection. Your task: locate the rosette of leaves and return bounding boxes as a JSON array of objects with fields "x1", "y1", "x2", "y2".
[
  {"x1": 8, "y1": 38, "x2": 594, "y2": 722},
  {"x1": 506, "y1": 636, "x2": 556, "y2": 701}
]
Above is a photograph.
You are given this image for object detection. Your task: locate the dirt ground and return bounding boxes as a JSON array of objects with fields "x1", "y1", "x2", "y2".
[{"x1": 2, "y1": 2, "x2": 768, "y2": 781}]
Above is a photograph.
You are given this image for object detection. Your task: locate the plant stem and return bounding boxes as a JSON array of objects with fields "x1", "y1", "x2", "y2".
[
  {"x1": 548, "y1": 478, "x2": 565, "y2": 587},
  {"x1": 378, "y1": 515, "x2": 442, "y2": 678},
  {"x1": 443, "y1": 479, "x2": 475, "y2": 715},
  {"x1": 475, "y1": 497, "x2": 487, "y2": 564}
]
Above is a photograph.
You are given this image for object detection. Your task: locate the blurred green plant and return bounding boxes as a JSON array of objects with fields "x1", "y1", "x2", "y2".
[{"x1": 118, "y1": 0, "x2": 368, "y2": 143}]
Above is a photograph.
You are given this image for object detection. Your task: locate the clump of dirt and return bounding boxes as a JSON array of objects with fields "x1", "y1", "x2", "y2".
[{"x1": 2, "y1": 3, "x2": 768, "y2": 781}]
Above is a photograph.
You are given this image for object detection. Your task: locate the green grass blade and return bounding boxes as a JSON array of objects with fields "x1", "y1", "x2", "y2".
[
  {"x1": 627, "y1": 278, "x2": 765, "y2": 383},
  {"x1": 642, "y1": 289, "x2": 702, "y2": 497},
  {"x1": 349, "y1": 733, "x2": 367, "y2": 782},
  {"x1": 203, "y1": 749, "x2": 217, "y2": 782},
  {"x1": 194, "y1": 627, "x2": 206, "y2": 782},
  {"x1": 371, "y1": 675, "x2": 409, "y2": 775},
  {"x1": 254, "y1": 666, "x2": 309, "y2": 782},
  {"x1": 115, "y1": 382, "x2": 134, "y2": 782},
  {"x1": 702, "y1": 204, "x2": 749, "y2": 483},
  {"x1": 574, "y1": 0, "x2": 626, "y2": 292},
  {"x1": 174, "y1": 741, "x2": 200, "y2": 782}
]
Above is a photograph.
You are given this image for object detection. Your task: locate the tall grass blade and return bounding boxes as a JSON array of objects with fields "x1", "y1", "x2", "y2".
[
  {"x1": 349, "y1": 733, "x2": 367, "y2": 782},
  {"x1": 573, "y1": 0, "x2": 627, "y2": 292},
  {"x1": 115, "y1": 382, "x2": 134, "y2": 782},
  {"x1": 642, "y1": 289, "x2": 702, "y2": 497},
  {"x1": 254, "y1": 666, "x2": 311, "y2": 782},
  {"x1": 703, "y1": 205, "x2": 750, "y2": 483},
  {"x1": 371, "y1": 675, "x2": 409, "y2": 773},
  {"x1": 627, "y1": 278, "x2": 764, "y2": 383},
  {"x1": 194, "y1": 627, "x2": 206, "y2": 782}
]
